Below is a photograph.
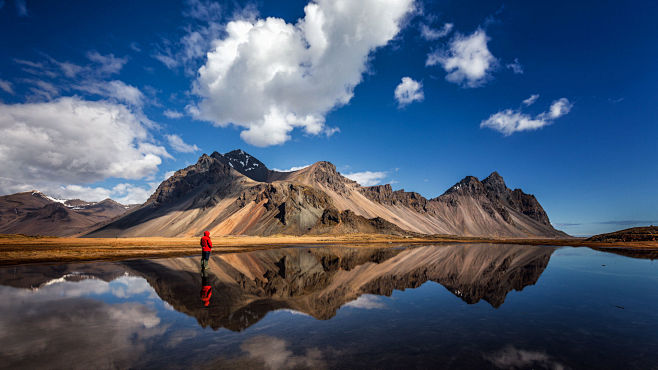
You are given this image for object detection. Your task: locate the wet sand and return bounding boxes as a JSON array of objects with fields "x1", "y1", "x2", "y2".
[{"x1": 0, "y1": 234, "x2": 656, "y2": 265}]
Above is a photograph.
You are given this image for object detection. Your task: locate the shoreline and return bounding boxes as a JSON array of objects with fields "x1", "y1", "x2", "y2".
[{"x1": 1, "y1": 234, "x2": 656, "y2": 266}]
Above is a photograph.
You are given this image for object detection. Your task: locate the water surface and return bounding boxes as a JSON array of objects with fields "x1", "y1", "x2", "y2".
[{"x1": 0, "y1": 244, "x2": 656, "y2": 369}]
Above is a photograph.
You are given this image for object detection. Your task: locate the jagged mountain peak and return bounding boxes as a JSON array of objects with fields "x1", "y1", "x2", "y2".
[{"x1": 223, "y1": 149, "x2": 270, "y2": 182}]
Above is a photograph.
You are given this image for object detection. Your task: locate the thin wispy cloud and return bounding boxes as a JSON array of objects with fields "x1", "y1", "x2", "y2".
[
  {"x1": 419, "y1": 22, "x2": 453, "y2": 40},
  {"x1": 166, "y1": 134, "x2": 200, "y2": 153},
  {"x1": 163, "y1": 109, "x2": 184, "y2": 119},
  {"x1": 522, "y1": 94, "x2": 539, "y2": 106},
  {"x1": 506, "y1": 58, "x2": 524, "y2": 74},
  {"x1": 0, "y1": 79, "x2": 14, "y2": 94}
]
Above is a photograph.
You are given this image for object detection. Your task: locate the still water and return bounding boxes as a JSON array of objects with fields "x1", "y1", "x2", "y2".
[{"x1": 0, "y1": 244, "x2": 656, "y2": 369}]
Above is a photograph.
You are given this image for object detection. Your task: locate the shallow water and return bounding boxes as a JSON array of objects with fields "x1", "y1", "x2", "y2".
[{"x1": 0, "y1": 244, "x2": 656, "y2": 369}]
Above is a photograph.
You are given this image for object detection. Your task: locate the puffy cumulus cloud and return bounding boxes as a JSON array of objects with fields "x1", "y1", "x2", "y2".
[
  {"x1": 192, "y1": 0, "x2": 415, "y2": 146},
  {"x1": 344, "y1": 171, "x2": 387, "y2": 186},
  {"x1": 0, "y1": 97, "x2": 170, "y2": 194},
  {"x1": 522, "y1": 94, "x2": 539, "y2": 106},
  {"x1": 481, "y1": 97, "x2": 573, "y2": 135},
  {"x1": 163, "y1": 109, "x2": 184, "y2": 119},
  {"x1": 166, "y1": 134, "x2": 200, "y2": 153},
  {"x1": 427, "y1": 29, "x2": 497, "y2": 88},
  {"x1": 394, "y1": 76, "x2": 424, "y2": 107},
  {"x1": 420, "y1": 22, "x2": 453, "y2": 40}
]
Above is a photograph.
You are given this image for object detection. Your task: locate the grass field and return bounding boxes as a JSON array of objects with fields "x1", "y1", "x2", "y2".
[{"x1": 1, "y1": 233, "x2": 656, "y2": 265}]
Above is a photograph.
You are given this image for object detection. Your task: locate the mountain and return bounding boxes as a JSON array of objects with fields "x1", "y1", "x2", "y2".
[
  {"x1": 0, "y1": 244, "x2": 556, "y2": 331},
  {"x1": 86, "y1": 150, "x2": 566, "y2": 238},
  {"x1": 0, "y1": 191, "x2": 133, "y2": 236}
]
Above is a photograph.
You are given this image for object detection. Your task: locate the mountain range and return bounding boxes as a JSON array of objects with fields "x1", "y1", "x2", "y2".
[
  {"x1": 0, "y1": 191, "x2": 134, "y2": 237},
  {"x1": 85, "y1": 149, "x2": 565, "y2": 238}
]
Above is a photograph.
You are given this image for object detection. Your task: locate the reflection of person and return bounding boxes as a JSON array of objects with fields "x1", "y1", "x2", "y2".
[
  {"x1": 200, "y1": 230, "x2": 212, "y2": 271},
  {"x1": 200, "y1": 272, "x2": 212, "y2": 307}
]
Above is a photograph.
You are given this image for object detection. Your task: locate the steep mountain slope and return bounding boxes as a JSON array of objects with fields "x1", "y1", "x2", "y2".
[
  {"x1": 86, "y1": 149, "x2": 565, "y2": 238},
  {"x1": 0, "y1": 191, "x2": 131, "y2": 236}
]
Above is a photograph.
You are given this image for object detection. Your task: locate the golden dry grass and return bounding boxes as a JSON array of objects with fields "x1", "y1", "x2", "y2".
[{"x1": 0, "y1": 233, "x2": 656, "y2": 265}]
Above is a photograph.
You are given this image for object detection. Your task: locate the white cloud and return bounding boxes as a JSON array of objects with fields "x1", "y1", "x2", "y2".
[
  {"x1": 427, "y1": 29, "x2": 497, "y2": 88},
  {"x1": 343, "y1": 171, "x2": 387, "y2": 186},
  {"x1": 272, "y1": 164, "x2": 310, "y2": 172},
  {"x1": 0, "y1": 97, "x2": 170, "y2": 195},
  {"x1": 44, "y1": 182, "x2": 157, "y2": 204},
  {"x1": 0, "y1": 79, "x2": 14, "y2": 94},
  {"x1": 522, "y1": 94, "x2": 539, "y2": 106},
  {"x1": 394, "y1": 76, "x2": 424, "y2": 107},
  {"x1": 163, "y1": 109, "x2": 184, "y2": 119},
  {"x1": 163, "y1": 170, "x2": 176, "y2": 180},
  {"x1": 166, "y1": 134, "x2": 200, "y2": 153},
  {"x1": 86, "y1": 51, "x2": 128, "y2": 75},
  {"x1": 73, "y1": 80, "x2": 144, "y2": 107},
  {"x1": 481, "y1": 97, "x2": 573, "y2": 135},
  {"x1": 192, "y1": 0, "x2": 415, "y2": 146},
  {"x1": 506, "y1": 58, "x2": 523, "y2": 74},
  {"x1": 420, "y1": 22, "x2": 453, "y2": 40},
  {"x1": 544, "y1": 97, "x2": 573, "y2": 119}
]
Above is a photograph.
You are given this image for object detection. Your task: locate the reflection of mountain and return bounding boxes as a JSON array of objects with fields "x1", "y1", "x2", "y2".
[{"x1": 0, "y1": 245, "x2": 555, "y2": 331}]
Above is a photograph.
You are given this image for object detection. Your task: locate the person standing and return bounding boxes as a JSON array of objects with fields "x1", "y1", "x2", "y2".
[{"x1": 200, "y1": 230, "x2": 212, "y2": 271}]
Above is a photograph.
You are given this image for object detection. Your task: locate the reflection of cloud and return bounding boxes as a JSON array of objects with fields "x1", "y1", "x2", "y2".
[
  {"x1": 241, "y1": 336, "x2": 326, "y2": 370},
  {"x1": 0, "y1": 296, "x2": 166, "y2": 369},
  {"x1": 485, "y1": 346, "x2": 565, "y2": 370},
  {"x1": 277, "y1": 309, "x2": 312, "y2": 317},
  {"x1": 109, "y1": 276, "x2": 157, "y2": 299},
  {"x1": 344, "y1": 294, "x2": 386, "y2": 310}
]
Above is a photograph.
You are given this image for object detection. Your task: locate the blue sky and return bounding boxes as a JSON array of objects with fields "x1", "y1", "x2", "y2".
[{"x1": 0, "y1": 0, "x2": 656, "y2": 236}]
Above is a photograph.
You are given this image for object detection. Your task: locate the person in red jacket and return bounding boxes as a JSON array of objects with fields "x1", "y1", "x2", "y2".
[{"x1": 200, "y1": 230, "x2": 212, "y2": 271}]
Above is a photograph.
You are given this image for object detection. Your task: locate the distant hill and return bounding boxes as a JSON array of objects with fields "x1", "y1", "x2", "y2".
[
  {"x1": 0, "y1": 191, "x2": 134, "y2": 236},
  {"x1": 86, "y1": 149, "x2": 566, "y2": 238},
  {"x1": 588, "y1": 226, "x2": 658, "y2": 242}
]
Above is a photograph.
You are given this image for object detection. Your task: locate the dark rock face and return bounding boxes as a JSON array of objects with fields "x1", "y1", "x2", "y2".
[
  {"x1": 223, "y1": 149, "x2": 271, "y2": 182},
  {"x1": 433, "y1": 172, "x2": 553, "y2": 226},
  {"x1": 147, "y1": 153, "x2": 234, "y2": 206},
  {"x1": 360, "y1": 184, "x2": 428, "y2": 213},
  {"x1": 307, "y1": 161, "x2": 357, "y2": 195}
]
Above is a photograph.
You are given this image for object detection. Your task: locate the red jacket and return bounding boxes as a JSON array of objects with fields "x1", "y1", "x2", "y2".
[{"x1": 200, "y1": 231, "x2": 212, "y2": 251}]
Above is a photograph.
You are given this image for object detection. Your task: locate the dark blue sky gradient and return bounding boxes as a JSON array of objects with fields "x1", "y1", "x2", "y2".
[{"x1": 1, "y1": 0, "x2": 656, "y2": 235}]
